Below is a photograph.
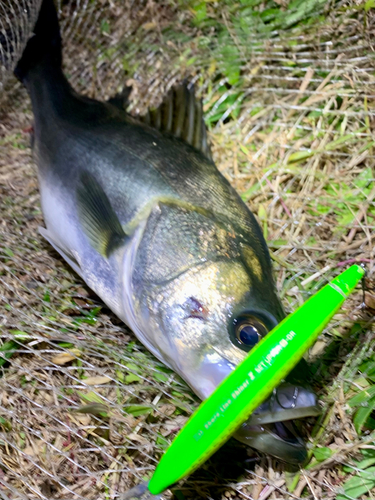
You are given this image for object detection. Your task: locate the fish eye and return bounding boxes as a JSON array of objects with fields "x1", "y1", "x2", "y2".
[
  {"x1": 236, "y1": 323, "x2": 262, "y2": 346},
  {"x1": 231, "y1": 315, "x2": 269, "y2": 352}
]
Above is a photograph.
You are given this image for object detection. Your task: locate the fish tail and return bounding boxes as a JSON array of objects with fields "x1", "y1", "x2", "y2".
[{"x1": 14, "y1": 0, "x2": 62, "y2": 84}]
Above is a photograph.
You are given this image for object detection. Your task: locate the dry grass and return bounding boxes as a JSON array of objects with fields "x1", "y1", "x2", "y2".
[{"x1": 1, "y1": 1, "x2": 375, "y2": 499}]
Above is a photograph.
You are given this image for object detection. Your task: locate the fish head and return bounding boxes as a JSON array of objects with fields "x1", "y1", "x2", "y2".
[
  {"x1": 149, "y1": 259, "x2": 284, "y2": 399},
  {"x1": 132, "y1": 202, "x2": 320, "y2": 462}
]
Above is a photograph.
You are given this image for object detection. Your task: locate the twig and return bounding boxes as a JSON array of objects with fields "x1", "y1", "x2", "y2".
[{"x1": 345, "y1": 183, "x2": 375, "y2": 244}]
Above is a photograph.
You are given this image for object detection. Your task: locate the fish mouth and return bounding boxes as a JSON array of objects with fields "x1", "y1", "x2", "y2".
[
  {"x1": 234, "y1": 420, "x2": 309, "y2": 464},
  {"x1": 234, "y1": 383, "x2": 320, "y2": 463},
  {"x1": 183, "y1": 353, "x2": 320, "y2": 463},
  {"x1": 192, "y1": 354, "x2": 320, "y2": 424},
  {"x1": 246, "y1": 382, "x2": 321, "y2": 425}
]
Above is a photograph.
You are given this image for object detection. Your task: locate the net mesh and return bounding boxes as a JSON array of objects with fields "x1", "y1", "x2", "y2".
[
  {"x1": 0, "y1": 0, "x2": 41, "y2": 73},
  {"x1": 1, "y1": 0, "x2": 375, "y2": 499}
]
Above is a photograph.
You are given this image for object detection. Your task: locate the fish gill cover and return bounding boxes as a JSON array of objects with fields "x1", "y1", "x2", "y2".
[{"x1": 0, "y1": 1, "x2": 375, "y2": 499}]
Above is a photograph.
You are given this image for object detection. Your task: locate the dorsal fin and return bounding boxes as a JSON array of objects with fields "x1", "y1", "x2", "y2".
[
  {"x1": 107, "y1": 86, "x2": 132, "y2": 112},
  {"x1": 140, "y1": 83, "x2": 212, "y2": 161}
]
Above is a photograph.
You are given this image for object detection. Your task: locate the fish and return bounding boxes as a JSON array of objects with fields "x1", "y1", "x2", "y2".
[{"x1": 14, "y1": 0, "x2": 320, "y2": 464}]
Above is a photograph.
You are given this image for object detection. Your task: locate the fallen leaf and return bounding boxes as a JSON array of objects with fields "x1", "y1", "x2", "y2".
[
  {"x1": 83, "y1": 376, "x2": 112, "y2": 386},
  {"x1": 161, "y1": 415, "x2": 188, "y2": 436},
  {"x1": 142, "y1": 21, "x2": 156, "y2": 30},
  {"x1": 127, "y1": 433, "x2": 153, "y2": 452},
  {"x1": 23, "y1": 446, "x2": 35, "y2": 456},
  {"x1": 365, "y1": 291, "x2": 375, "y2": 310},
  {"x1": 75, "y1": 403, "x2": 109, "y2": 417},
  {"x1": 158, "y1": 404, "x2": 176, "y2": 417},
  {"x1": 52, "y1": 348, "x2": 81, "y2": 365},
  {"x1": 74, "y1": 413, "x2": 91, "y2": 425},
  {"x1": 310, "y1": 340, "x2": 327, "y2": 358}
]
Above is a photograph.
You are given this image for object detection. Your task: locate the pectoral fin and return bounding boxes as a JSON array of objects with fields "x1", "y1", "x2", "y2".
[
  {"x1": 76, "y1": 172, "x2": 127, "y2": 257},
  {"x1": 39, "y1": 227, "x2": 83, "y2": 278}
]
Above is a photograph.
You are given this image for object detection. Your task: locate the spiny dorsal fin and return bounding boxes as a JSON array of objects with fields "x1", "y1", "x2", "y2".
[
  {"x1": 76, "y1": 172, "x2": 127, "y2": 257},
  {"x1": 141, "y1": 83, "x2": 212, "y2": 161},
  {"x1": 107, "y1": 86, "x2": 132, "y2": 112}
]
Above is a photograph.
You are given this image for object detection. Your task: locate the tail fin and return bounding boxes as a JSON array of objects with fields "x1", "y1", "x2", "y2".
[{"x1": 14, "y1": 0, "x2": 62, "y2": 83}]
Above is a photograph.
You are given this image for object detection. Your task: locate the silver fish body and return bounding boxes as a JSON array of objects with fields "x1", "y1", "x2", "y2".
[{"x1": 15, "y1": 0, "x2": 320, "y2": 464}]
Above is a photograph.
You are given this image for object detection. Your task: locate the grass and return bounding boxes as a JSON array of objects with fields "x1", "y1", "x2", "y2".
[{"x1": 0, "y1": 0, "x2": 375, "y2": 499}]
